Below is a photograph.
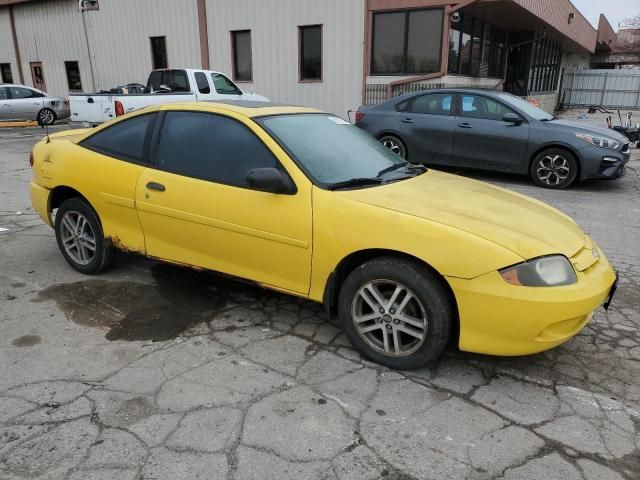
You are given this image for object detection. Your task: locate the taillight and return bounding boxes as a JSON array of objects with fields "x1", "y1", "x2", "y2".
[
  {"x1": 115, "y1": 100, "x2": 124, "y2": 117},
  {"x1": 355, "y1": 111, "x2": 365, "y2": 123},
  {"x1": 29, "y1": 152, "x2": 34, "y2": 167},
  {"x1": 63, "y1": 99, "x2": 69, "y2": 107}
]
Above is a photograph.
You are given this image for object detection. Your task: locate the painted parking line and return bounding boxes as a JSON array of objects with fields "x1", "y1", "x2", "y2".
[{"x1": 0, "y1": 120, "x2": 38, "y2": 128}]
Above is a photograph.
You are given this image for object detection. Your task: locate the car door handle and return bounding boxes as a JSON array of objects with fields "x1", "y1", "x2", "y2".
[
  {"x1": 401, "y1": 118, "x2": 414, "y2": 124},
  {"x1": 457, "y1": 123, "x2": 473, "y2": 129},
  {"x1": 146, "y1": 182, "x2": 165, "y2": 192}
]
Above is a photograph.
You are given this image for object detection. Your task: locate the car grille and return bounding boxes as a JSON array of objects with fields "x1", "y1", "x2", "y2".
[{"x1": 622, "y1": 143, "x2": 630, "y2": 154}]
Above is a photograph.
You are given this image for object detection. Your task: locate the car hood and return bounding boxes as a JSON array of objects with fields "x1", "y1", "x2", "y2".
[
  {"x1": 239, "y1": 93, "x2": 270, "y2": 102},
  {"x1": 339, "y1": 170, "x2": 587, "y2": 261},
  {"x1": 547, "y1": 119, "x2": 629, "y2": 143}
]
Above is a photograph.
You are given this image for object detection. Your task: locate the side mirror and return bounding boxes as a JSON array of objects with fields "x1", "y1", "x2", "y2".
[
  {"x1": 503, "y1": 112, "x2": 523, "y2": 124},
  {"x1": 246, "y1": 168, "x2": 294, "y2": 194}
]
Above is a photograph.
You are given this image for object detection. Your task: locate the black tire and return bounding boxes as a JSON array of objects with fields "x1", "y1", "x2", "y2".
[
  {"x1": 37, "y1": 108, "x2": 57, "y2": 126},
  {"x1": 378, "y1": 134, "x2": 407, "y2": 160},
  {"x1": 54, "y1": 198, "x2": 113, "y2": 274},
  {"x1": 530, "y1": 148, "x2": 578, "y2": 189},
  {"x1": 338, "y1": 257, "x2": 452, "y2": 369}
]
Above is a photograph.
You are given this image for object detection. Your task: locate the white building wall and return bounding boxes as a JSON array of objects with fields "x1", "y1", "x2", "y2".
[
  {"x1": 0, "y1": 8, "x2": 18, "y2": 82},
  {"x1": 208, "y1": 0, "x2": 365, "y2": 117},
  {"x1": 84, "y1": 0, "x2": 201, "y2": 91},
  {"x1": 12, "y1": 0, "x2": 88, "y2": 96}
]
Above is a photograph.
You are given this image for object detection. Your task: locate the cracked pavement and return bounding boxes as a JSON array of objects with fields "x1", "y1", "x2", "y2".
[{"x1": 1, "y1": 117, "x2": 639, "y2": 479}]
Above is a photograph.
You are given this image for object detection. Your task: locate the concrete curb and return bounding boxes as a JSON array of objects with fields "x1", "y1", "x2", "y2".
[{"x1": 0, "y1": 120, "x2": 38, "y2": 128}]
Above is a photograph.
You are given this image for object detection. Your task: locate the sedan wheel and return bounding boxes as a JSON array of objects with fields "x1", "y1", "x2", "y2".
[
  {"x1": 352, "y1": 280, "x2": 427, "y2": 357},
  {"x1": 38, "y1": 108, "x2": 56, "y2": 126},
  {"x1": 530, "y1": 149, "x2": 578, "y2": 189},
  {"x1": 379, "y1": 135, "x2": 407, "y2": 159}
]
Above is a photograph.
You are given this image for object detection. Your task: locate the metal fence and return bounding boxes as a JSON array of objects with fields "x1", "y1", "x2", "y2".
[
  {"x1": 560, "y1": 69, "x2": 640, "y2": 109},
  {"x1": 364, "y1": 82, "x2": 446, "y2": 105}
]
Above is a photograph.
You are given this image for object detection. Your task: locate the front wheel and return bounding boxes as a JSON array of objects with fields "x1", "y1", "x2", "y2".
[
  {"x1": 530, "y1": 149, "x2": 578, "y2": 189},
  {"x1": 338, "y1": 257, "x2": 452, "y2": 369},
  {"x1": 54, "y1": 198, "x2": 113, "y2": 274}
]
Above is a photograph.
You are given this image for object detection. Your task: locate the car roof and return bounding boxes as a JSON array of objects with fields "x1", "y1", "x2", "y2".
[
  {"x1": 149, "y1": 100, "x2": 323, "y2": 118},
  {"x1": 391, "y1": 87, "x2": 508, "y2": 102}
]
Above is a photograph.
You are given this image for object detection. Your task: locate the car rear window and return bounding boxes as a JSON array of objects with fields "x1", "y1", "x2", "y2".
[
  {"x1": 147, "y1": 70, "x2": 190, "y2": 93},
  {"x1": 81, "y1": 113, "x2": 156, "y2": 163}
]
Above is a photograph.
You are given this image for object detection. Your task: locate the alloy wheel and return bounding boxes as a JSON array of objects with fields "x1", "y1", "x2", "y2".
[
  {"x1": 536, "y1": 154, "x2": 570, "y2": 186},
  {"x1": 60, "y1": 210, "x2": 97, "y2": 265},
  {"x1": 39, "y1": 109, "x2": 55, "y2": 125},
  {"x1": 379, "y1": 136, "x2": 406, "y2": 158},
  {"x1": 351, "y1": 279, "x2": 428, "y2": 357}
]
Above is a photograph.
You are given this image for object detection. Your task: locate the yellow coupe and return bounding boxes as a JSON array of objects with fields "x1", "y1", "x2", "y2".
[{"x1": 29, "y1": 102, "x2": 617, "y2": 369}]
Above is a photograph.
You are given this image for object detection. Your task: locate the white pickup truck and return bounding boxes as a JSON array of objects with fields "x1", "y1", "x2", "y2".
[{"x1": 69, "y1": 68, "x2": 269, "y2": 125}]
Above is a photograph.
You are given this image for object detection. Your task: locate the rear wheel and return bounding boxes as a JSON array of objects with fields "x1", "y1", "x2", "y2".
[
  {"x1": 54, "y1": 198, "x2": 113, "y2": 274},
  {"x1": 38, "y1": 108, "x2": 56, "y2": 126},
  {"x1": 378, "y1": 135, "x2": 407, "y2": 159},
  {"x1": 338, "y1": 257, "x2": 452, "y2": 369},
  {"x1": 530, "y1": 148, "x2": 578, "y2": 189}
]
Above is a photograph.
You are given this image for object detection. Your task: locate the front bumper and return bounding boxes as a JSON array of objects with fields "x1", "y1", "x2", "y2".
[
  {"x1": 580, "y1": 144, "x2": 630, "y2": 180},
  {"x1": 30, "y1": 181, "x2": 52, "y2": 227},
  {"x1": 447, "y1": 244, "x2": 616, "y2": 356}
]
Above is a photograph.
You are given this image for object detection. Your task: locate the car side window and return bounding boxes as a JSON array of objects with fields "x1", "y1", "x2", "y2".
[
  {"x1": 0, "y1": 87, "x2": 8, "y2": 100},
  {"x1": 81, "y1": 113, "x2": 155, "y2": 163},
  {"x1": 210, "y1": 74, "x2": 242, "y2": 95},
  {"x1": 156, "y1": 111, "x2": 283, "y2": 189},
  {"x1": 460, "y1": 95, "x2": 512, "y2": 121},
  {"x1": 194, "y1": 72, "x2": 211, "y2": 94},
  {"x1": 10, "y1": 87, "x2": 44, "y2": 99},
  {"x1": 408, "y1": 94, "x2": 453, "y2": 115}
]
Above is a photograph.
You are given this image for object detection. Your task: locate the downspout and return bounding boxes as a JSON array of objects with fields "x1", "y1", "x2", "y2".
[
  {"x1": 8, "y1": 5, "x2": 24, "y2": 84},
  {"x1": 384, "y1": 0, "x2": 479, "y2": 99},
  {"x1": 197, "y1": 0, "x2": 210, "y2": 70}
]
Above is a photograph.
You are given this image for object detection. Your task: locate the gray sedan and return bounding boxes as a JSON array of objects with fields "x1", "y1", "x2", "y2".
[
  {"x1": 356, "y1": 88, "x2": 630, "y2": 188},
  {"x1": 0, "y1": 84, "x2": 70, "y2": 125}
]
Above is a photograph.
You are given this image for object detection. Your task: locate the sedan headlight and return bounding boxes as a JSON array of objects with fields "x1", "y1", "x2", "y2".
[
  {"x1": 499, "y1": 255, "x2": 577, "y2": 287},
  {"x1": 575, "y1": 133, "x2": 620, "y2": 150}
]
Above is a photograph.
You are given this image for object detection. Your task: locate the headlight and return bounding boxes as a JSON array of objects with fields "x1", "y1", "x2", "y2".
[
  {"x1": 575, "y1": 133, "x2": 620, "y2": 150},
  {"x1": 499, "y1": 255, "x2": 577, "y2": 287}
]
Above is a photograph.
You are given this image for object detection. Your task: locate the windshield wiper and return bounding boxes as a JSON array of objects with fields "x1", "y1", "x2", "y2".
[
  {"x1": 327, "y1": 177, "x2": 383, "y2": 191},
  {"x1": 377, "y1": 163, "x2": 427, "y2": 177},
  {"x1": 540, "y1": 116, "x2": 557, "y2": 121}
]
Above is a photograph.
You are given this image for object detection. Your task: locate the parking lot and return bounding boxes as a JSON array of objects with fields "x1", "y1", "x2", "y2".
[{"x1": 1, "y1": 117, "x2": 639, "y2": 480}]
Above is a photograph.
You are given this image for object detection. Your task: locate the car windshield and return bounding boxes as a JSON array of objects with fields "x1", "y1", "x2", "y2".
[
  {"x1": 257, "y1": 114, "x2": 412, "y2": 188},
  {"x1": 495, "y1": 92, "x2": 553, "y2": 121}
]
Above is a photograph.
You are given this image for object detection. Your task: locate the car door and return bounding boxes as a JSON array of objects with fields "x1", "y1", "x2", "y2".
[
  {"x1": 397, "y1": 92, "x2": 455, "y2": 165},
  {"x1": 452, "y1": 94, "x2": 530, "y2": 171},
  {"x1": 74, "y1": 112, "x2": 157, "y2": 253},
  {"x1": 8, "y1": 86, "x2": 45, "y2": 120},
  {"x1": 135, "y1": 110, "x2": 313, "y2": 295},
  {"x1": 0, "y1": 87, "x2": 11, "y2": 120}
]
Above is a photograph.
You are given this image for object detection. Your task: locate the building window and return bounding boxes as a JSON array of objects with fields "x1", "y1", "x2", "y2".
[
  {"x1": 299, "y1": 25, "x2": 322, "y2": 81},
  {"x1": 231, "y1": 30, "x2": 252, "y2": 82},
  {"x1": 372, "y1": 8, "x2": 443, "y2": 75},
  {"x1": 64, "y1": 61, "x2": 82, "y2": 91},
  {"x1": 448, "y1": 12, "x2": 506, "y2": 79},
  {"x1": 0, "y1": 63, "x2": 12, "y2": 83},
  {"x1": 150, "y1": 36, "x2": 168, "y2": 69}
]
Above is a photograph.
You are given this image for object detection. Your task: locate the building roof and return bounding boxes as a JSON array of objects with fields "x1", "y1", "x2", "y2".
[{"x1": 596, "y1": 14, "x2": 616, "y2": 52}]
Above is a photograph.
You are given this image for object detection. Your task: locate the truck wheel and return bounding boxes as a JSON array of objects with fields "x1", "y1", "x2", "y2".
[{"x1": 54, "y1": 198, "x2": 113, "y2": 274}]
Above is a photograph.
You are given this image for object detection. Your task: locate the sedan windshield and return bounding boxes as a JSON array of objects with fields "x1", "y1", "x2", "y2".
[
  {"x1": 495, "y1": 92, "x2": 553, "y2": 121},
  {"x1": 258, "y1": 114, "x2": 415, "y2": 188}
]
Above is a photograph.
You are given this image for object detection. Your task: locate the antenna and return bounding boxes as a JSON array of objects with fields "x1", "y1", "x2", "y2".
[{"x1": 33, "y1": 36, "x2": 50, "y2": 142}]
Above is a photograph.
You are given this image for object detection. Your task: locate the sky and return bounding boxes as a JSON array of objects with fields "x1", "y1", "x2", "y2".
[{"x1": 571, "y1": 0, "x2": 639, "y2": 31}]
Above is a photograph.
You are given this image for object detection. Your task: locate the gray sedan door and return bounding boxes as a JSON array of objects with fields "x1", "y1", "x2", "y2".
[
  {"x1": 397, "y1": 93, "x2": 455, "y2": 165},
  {"x1": 452, "y1": 94, "x2": 529, "y2": 172},
  {"x1": 8, "y1": 86, "x2": 45, "y2": 120}
]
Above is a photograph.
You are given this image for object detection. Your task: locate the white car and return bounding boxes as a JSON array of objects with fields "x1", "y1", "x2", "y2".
[
  {"x1": 69, "y1": 68, "x2": 269, "y2": 125},
  {"x1": 0, "y1": 84, "x2": 70, "y2": 125}
]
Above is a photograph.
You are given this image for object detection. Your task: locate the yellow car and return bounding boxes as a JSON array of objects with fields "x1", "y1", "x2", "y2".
[{"x1": 29, "y1": 102, "x2": 617, "y2": 369}]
